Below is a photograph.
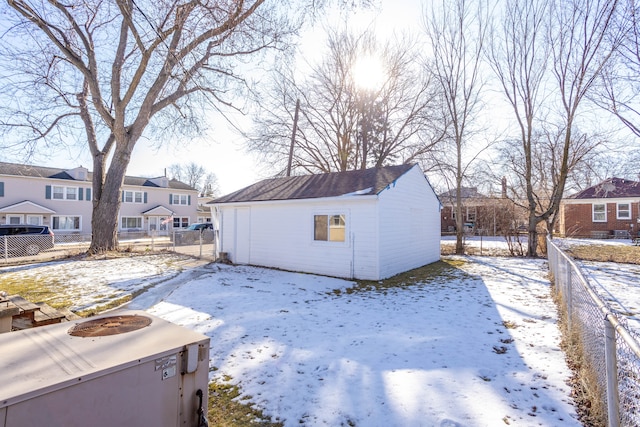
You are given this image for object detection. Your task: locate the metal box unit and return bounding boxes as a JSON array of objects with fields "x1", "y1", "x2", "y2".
[{"x1": 0, "y1": 310, "x2": 210, "y2": 426}]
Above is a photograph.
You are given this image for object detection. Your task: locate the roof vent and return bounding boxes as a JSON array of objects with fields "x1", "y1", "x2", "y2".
[{"x1": 68, "y1": 315, "x2": 152, "y2": 337}]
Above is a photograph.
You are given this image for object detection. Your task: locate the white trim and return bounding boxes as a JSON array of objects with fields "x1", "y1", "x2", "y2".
[
  {"x1": 0, "y1": 200, "x2": 56, "y2": 214},
  {"x1": 7, "y1": 214, "x2": 23, "y2": 225},
  {"x1": 592, "y1": 203, "x2": 607, "y2": 222},
  {"x1": 120, "y1": 215, "x2": 144, "y2": 230},
  {"x1": 616, "y1": 202, "x2": 631, "y2": 220},
  {"x1": 52, "y1": 185, "x2": 79, "y2": 201},
  {"x1": 564, "y1": 197, "x2": 640, "y2": 205},
  {"x1": 52, "y1": 215, "x2": 82, "y2": 231}
]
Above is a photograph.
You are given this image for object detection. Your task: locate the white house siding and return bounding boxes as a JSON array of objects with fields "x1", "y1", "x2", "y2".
[
  {"x1": 216, "y1": 197, "x2": 381, "y2": 279},
  {"x1": 0, "y1": 175, "x2": 94, "y2": 234},
  {"x1": 118, "y1": 185, "x2": 197, "y2": 232},
  {"x1": 1, "y1": 166, "x2": 198, "y2": 235},
  {"x1": 376, "y1": 166, "x2": 441, "y2": 279}
]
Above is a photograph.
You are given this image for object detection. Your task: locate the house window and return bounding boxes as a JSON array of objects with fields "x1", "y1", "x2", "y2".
[
  {"x1": 52, "y1": 215, "x2": 81, "y2": 231},
  {"x1": 617, "y1": 203, "x2": 631, "y2": 219},
  {"x1": 26, "y1": 215, "x2": 42, "y2": 225},
  {"x1": 466, "y1": 207, "x2": 476, "y2": 222},
  {"x1": 314, "y1": 214, "x2": 345, "y2": 242},
  {"x1": 52, "y1": 185, "x2": 78, "y2": 200},
  {"x1": 171, "y1": 194, "x2": 190, "y2": 205},
  {"x1": 7, "y1": 215, "x2": 22, "y2": 225},
  {"x1": 53, "y1": 186, "x2": 64, "y2": 200},
  {"x1": 123, "y1": 191, "x2": 144, "y2": 203},
  {"x1": 121, "y1": 217, "x2": 143, "y2": 229},
  {"x1": 592, "y1": 203, "x2": 606, "y2": 222},
  {"x1": 173, "y1": 217, "x2": 189, "y2": 228}
]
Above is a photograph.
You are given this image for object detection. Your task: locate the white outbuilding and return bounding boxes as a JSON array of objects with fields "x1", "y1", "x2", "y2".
[{"x1": 209, "y1": 164, "x2": 441, "y2": 280}]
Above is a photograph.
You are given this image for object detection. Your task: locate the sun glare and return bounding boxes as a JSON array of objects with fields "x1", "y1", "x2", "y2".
[{"x1": 352, "y1": 55, "x2": 386, "y2": 91}]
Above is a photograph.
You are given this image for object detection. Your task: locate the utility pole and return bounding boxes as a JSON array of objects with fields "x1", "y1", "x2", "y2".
[{"x1": 286, "y1": 99, "x2": 300, "y2": 177}]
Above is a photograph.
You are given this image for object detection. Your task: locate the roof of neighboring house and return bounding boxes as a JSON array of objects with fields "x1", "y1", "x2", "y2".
[
  {"x1": 438, "y1": 187, "x2": 488, "y2": 204},
  {"x1": 0, "y1": 161, "x2": 195, "y2": 191},
  {"x1": 211, "y1": 164, "x2": 417, "y2": 204},
  {"x1": 567, "y1": 177, "x2": 640, "y2": 199}
]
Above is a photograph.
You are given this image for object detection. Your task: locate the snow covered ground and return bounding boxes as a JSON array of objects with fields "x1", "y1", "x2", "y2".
[
  {"x1": 142, "y1": 258, "x2": 579, "y2": 426},
  {"x1": 2, "y1": 237, "x2": 637, "y2": 426}
]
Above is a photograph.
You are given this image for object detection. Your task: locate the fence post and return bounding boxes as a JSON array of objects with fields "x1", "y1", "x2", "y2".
[
  {"x1": 565, "y1": 259, "x2": 573, "y2": 333},
  {"x1": 2, "y1": 236, "x2": 6, "y2": 262},
  {"x1": 604, "y1": 316, "x2": 620, "y2": 427}
]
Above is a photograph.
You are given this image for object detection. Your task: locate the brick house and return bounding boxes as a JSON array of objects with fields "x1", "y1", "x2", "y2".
[
  {"x1": 439, "y1": 187, "x2": 488, "y2": 234},
  {"x1": 559, "y1": 177, "x2": 640, "y2": 238}
]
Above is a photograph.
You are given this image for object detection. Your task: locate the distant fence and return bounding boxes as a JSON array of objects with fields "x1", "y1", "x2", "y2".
[
  {"x1": 547, "y1": 237, "x2": 640, "y2": 427},
  {"x1": 0, "y1": 230, "x2": 216, "y2": 264}
]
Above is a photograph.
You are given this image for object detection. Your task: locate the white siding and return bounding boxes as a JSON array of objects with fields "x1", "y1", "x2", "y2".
[
  {"x1": 214, "y1": 164, "x2": 440, "y2": 280},
  {"x1": 377, "y1": 166, "x2": 441, "y2": 279},
  {"x1": 0, "y1": 175, "x2": 93, "y2": 234},
  {"x1": 216, "y1": 198, "x2": 380, "y2": 279}
]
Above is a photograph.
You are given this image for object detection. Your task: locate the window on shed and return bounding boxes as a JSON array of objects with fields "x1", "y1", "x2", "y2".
[
  {"x1": 617, "y1": 203, "x2": 631, "y2": 219},
  {"x1": 592, "y1": 203, "x2": 606, "y2": 222},
  {"x1": 314, "y1": 214, "x2": 345, "y2": 242}
]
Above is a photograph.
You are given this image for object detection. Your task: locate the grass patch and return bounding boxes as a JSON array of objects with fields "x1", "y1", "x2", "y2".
[
  {"x1": 207, "y1": 376, "x2": 284, "y2": 427},
  {"x1": 0, "y1": 276, "x2": 75, "y2": 309},
  {"x1": 331, "y1": 259, "x2": 468, "y2": 295},
  {"x1": 563, "y1": 244, "x2": 640, "y2": 264},
  {"x1": 552, "y1": 289, "x2": 607, "y2": 427}
]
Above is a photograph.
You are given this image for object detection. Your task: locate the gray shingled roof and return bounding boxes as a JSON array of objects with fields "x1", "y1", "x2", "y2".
[
  {"x1": 0, "y1": 161, "x2": 195, "y2": 191},
  {"x1": 212, "y1": 164, "x2": 416, "y2": 204},
  {"x1": 568, "y1": 177, "x2": 640, "y2": 199}
]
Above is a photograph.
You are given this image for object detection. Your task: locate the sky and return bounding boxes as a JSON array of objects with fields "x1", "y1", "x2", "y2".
[{"x1": 2, "y1": 0, "x2": 425, "y2": 196}]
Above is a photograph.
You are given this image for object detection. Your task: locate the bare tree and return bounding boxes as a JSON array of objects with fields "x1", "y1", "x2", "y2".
[
  {"x1": 496, "y1": 127, "x2": 602, "y2": 240},
  {"x1": 201, "y1": 173, "x2": 220, "y2": 197},
  {"x1": 250, "y1": 27, "x2": 444, "y2": 175},
  {"x1": 0, "y1": 0, "x2": 329, "y2": 253},
  {"x1": 592, "y1": 0, "x2": 640, "y2": 136},
  {"x1": 486, "y1": 0, "x2": 550, "y2": 256},
  {"x1": 168, "y1": 162, "x2": 218, "y2": 196},
  {"x1": 423, "y1": 0, "x2": 489, "y2": 255},
  {"x1": 543, "y1": 0, "x2": 621, "y2": 250}
]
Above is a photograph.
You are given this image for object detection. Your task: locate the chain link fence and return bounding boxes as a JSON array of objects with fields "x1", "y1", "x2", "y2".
[
  {"x1": 1, "y1": 230, "x2": 216, "y2": 264},
  {"x1": 547, "y1": 237, "x2": 640, "y2": 427},
  {"x1": 1, "y1": 234, "x2": 56, "y2": 259}
]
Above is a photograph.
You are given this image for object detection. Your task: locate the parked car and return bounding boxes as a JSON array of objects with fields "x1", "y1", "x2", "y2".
[
  {"x1": 186, "y1": 223, "x2": 213, "y2": 231},
  {"x1": 172, "y1": 223, "x2": 214, "y2": 245},
  {"x1": 0, "y1": 225, "x2": 55, "y2": 256}
]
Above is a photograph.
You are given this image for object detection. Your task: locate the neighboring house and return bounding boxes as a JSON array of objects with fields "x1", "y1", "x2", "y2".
[
  {"x1": 439, "y1": 187, "x2": 488, "y2": 234},
  {"x1": 0, "y1": 162, "x2": 198, "y2": 235},
  {"x1": 560, "y1": 177, "x2": 640, "y2": 238},
  {"x1": 196, "y1": 196, "x2": 214, "y2": 224},
  {"x1": 209, "y1": 164, "x2": 441, "y2": 280}
]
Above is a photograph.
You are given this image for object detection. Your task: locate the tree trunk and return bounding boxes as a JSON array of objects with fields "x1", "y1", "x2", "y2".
[{"x1": 88, "y1": 146, "x2": 131, "y2": 254}]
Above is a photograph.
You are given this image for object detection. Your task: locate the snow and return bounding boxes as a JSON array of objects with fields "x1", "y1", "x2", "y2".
[
  {"x1": 144, "y1": 258, "x2": 579, "y2": 426},
  {"x1": 5, "y1": 237, "x2": 636, "y2": 426}
]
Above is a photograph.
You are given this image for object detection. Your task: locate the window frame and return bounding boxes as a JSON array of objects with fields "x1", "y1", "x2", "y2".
[
  {"x1": 52, "y1": 185, "x2": 80, "y2": 201},
  {"x1": 123, "y1": 190, "x2": 144, "y2": 204},
  {"x1": 173, "y1": 216, "x2": 190, "y2": 229},
  {"x1": 52, "y1": 215, "x2": 81, "y2": 231},
  {"x1": 172, "y1": 194, "x2": 190, "y2": 206},
  {"x1": 592, "y1": 203, "x2": 607, "y2": 222},
  {"x1": 313, "y1": 213, "x2": 347, "y2": 243},
  {"x1": 121, "y1": 216, "x2": 143, "y2": 230},
  {"x1": 617, "y1": 202, "x2": 631, "y2": 220}
]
